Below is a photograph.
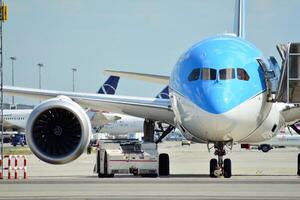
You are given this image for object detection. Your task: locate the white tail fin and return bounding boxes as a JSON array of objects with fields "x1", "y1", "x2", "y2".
[{"x1": 234, "y1": 0, "x2": 245, "y2": 38}]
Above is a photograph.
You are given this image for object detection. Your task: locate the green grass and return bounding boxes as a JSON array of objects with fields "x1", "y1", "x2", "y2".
[
  {"x1": 1, "y1": 146, "x2": 97, "y2": 155},
  {"x1": 3, "y1": 146, "x2": 32, "y2": 155}
]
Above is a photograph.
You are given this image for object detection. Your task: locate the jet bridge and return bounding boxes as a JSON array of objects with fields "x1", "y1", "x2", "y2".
[
  {"x1": 259, "y1": 43, "x2": 300, "y2": 104},
  {"x1": 275, "y1": 43, "x2": 300, "y2": 103}
]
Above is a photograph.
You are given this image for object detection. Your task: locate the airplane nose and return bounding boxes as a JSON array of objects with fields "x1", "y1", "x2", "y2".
[{"x1": 202, "y1": 86, "x2": 234, "y2": 114}]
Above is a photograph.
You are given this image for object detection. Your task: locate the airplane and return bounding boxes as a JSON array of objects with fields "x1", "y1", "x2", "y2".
[
  {"x1": 3, "y1": 0, "x2": 300, "y2": 178},
  {"x1": 2, "y1": 109, "x2": 31, "y2": 131}
]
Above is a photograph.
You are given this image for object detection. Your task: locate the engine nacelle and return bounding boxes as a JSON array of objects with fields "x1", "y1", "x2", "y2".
[{"x1": 26, "y1": 96, "x2": 91, "y2": 164}]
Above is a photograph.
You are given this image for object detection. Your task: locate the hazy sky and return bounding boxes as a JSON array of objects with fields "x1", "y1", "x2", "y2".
[{"x1": 3, "y1": 0, "x2": 300, "y2": 105}]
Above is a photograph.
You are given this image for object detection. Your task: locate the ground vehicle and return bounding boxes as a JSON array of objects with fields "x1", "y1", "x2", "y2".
[
  {"x1": 3, "y1": 134, "x2": 11, "y2": 143},
  {"x1": 11, "y1": 133, "x2": 26, "y2": 147},
  {"x1": 258, "y1": 144, "x2": 273, "y2": 153},
  {"x1": 94, "y1": 140, "x2": 169, "y2": 177},
  {"x1": 181, "y1": 140, "x2": 192, "y2": 146},
  {"x1": 242, "y1": 134, "x2": 300, "y2": 153}
]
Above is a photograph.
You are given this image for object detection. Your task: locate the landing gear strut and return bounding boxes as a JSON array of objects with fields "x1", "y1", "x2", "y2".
[
  {"x1": 155, "y1": 123, "x2": 174, "y2": 144},
  {"x1": 144, "y1": 119, "x2": 155, "y2": 142},
  {"x1": 144, "y1": 119, "x2": 175, "y2": 143},
  {"x1": 209, "y1": 141, "x2": 232, "y2": 178}
]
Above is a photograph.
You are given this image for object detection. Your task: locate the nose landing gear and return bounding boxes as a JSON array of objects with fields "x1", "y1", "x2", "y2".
[{"x1": 208, "y1": 141, "x2": 232, "y2": 178}]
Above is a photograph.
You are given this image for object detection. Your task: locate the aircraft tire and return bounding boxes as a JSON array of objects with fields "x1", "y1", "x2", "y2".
[
  {"x1": 209, "y1": 158, "x2": 217, "y2": 178},
  {"x1": 96, "y1": 150, "x2": 104, "y2": 178},
  {"x1": 159, "y1": 153, "x2": 170, "y2": 176},
  {"x1": 223, "y1": 158, "x2": 232, "y2": 178}
]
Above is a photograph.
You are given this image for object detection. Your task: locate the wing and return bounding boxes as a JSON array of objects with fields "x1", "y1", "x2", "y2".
[
  {"x1": 104, "y1": 70, "x2": 169, "y2": 84},
  {"x1": 4, "y1": 86, "x2": 175, "y2": 124}
]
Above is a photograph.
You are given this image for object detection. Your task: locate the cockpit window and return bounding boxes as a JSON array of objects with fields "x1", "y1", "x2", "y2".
[
  {"x1": 219, "y1": 68, "x2": 235, "y2": 80},
  {"x1": 201, "y1": 68, "x2": 216, "y2": 80},
  {"x1": 237, "y1": 68, "x2": 250, "y2": 81},
  {"x1": 188, "y1": 68, "x2": 200, "y2": 81}
]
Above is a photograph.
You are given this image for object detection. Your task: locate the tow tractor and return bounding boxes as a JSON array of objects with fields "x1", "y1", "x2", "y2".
[{"x1": 94, "y1": 139, "x2": 169, "y2": 177}]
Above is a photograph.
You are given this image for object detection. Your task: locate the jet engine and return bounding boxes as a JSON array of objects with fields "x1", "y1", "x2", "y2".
[{"x1": 26, "y1": 96, "x2": 91, "y2": 164}]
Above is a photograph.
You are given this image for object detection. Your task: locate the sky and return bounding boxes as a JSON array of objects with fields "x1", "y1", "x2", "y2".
[{"x1": 3, "y1": 0, "x2": 300, "y2": 105}]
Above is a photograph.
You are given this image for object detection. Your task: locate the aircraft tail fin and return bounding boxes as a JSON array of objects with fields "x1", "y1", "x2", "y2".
[
  {"x1": 156, "y1": 86, "x2": 169, "y2": 99},
  {"x1": 104, "y1": 70, "x2": 169, "y2": 84},
  {"x1": 97, "y1": 75, "x2": 120, "y2": 95},
  {"x1": 234, "y1": 0, "x2": 245, "y2": 38}
]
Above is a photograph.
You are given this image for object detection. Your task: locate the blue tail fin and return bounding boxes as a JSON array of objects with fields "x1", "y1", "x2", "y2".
[
  {"x1": 156, "y1": 86, "x2": 169, "y2": 99},
  {"x1": 97, "y1": 76, "x2": 120, "y2": 95}
]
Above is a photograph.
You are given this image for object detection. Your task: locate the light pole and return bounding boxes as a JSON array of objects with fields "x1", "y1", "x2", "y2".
[
  {"x1": 0, "y1": 0, "x2": 4, "y2": 179},
  {"x1": 10, "y1": 56, "x2": 16, "y2": 105},
  {"x1": 71, "y1": 67, "x2": 77, "y2": 92},
  {"x1": 37, "y1": 63, "x2": 43, "y2": 89}
]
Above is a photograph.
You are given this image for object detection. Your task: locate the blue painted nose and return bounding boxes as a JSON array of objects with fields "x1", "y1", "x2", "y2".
[{"x1": 201, "y1": 84, "x2": 235, "y2": 114}]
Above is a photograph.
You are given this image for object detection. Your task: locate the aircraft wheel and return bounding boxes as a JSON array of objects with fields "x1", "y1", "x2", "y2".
[
  {"x1": 98, "y1": 151, "x2": 113, "y2": 178},
  {"x1": 209, "y1": 158, "x2": 217, "y2": 178},
  {"x1": 223, "y1": 158, "x2": 232, "y2": 178},
  {"x1": 103, "y1": 152, "x2": 114, "y2": 177},
  {"x1": 159, "y1": 153, "x2": 170, "y2": 176},
  {"x1": 96, "y1": 150, "x2": 103, "y2": 178}
]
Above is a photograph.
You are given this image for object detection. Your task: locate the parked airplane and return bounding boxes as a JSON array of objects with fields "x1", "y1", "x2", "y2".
[
  {"x1": 2, "y1": 109, "x2": 31, "y2": 131},
  {"x1": 3, "y1": 0, "x2": 300, "y2": 178}
]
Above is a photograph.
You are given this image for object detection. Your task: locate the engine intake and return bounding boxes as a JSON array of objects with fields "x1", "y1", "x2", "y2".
[{"x1": 26, "y1": 96, "x2": 91, "y2": 164}]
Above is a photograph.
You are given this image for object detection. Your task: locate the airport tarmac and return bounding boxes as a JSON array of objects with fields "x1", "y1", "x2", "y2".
[{"x1": 0, "y1": 142, "x2": 300, "y2": 199}]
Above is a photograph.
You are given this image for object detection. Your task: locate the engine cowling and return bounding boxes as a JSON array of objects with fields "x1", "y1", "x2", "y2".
[{"x1": 26, "y1": 96, "x2": 91, "y2": 164}]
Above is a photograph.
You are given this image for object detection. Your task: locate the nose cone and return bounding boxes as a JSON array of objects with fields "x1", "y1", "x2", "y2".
[
  {"x1": 198, "y1": 83, "x2": 238, "y2": 114},
  {"x1": 203, "y1": 86, "x2": 233, "y2": 114}
]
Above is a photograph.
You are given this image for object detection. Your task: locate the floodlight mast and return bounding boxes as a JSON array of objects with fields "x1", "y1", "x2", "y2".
[
  {"x1": 0, "y1": 1, "x2": 8, "y2": 178},
  {"x1": 10, "y1": 56, "x2": 16, "y2": 105}
]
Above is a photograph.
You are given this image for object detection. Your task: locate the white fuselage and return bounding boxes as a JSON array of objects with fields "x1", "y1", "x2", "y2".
[
  {"x1": 2, "y1": 109, "x2": 31, "y2": 131},
  {"x1": 171, "y1": 91, "x2": 285, "y2": 143}
]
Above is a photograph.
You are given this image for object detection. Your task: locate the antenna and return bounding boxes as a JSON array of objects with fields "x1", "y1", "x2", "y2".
[{"x1": 234, "y1": 0, "x2": 245, "y2": 39}]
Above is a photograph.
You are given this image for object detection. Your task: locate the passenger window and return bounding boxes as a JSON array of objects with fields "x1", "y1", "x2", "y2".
[
  {"x1": 237, "y1": 68, "x2": 250, "y2": 81},
  {"x1": 219, "y1": 68, "x2": 235, "y2": 80},
  {"x1": 188, "y1": 68, "x2": 200, "y2": 81},
  {"x1": 201, "y1": 68, "x2": 216, "y2": 80}
]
